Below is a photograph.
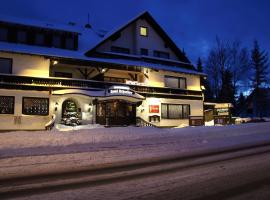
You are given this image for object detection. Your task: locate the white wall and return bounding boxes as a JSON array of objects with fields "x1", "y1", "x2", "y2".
[
  {"x1": 146, "y1": 69, "x2": 201, "y2": 91},
  {"x1": 0, "y1": 52, "x2": 50, "y2": 77},
  {"x1": 0, "y1": 89, "x2": 50, "y2": 130},
  {"x1": 137, "y1": 97, "x2": 203, "y2": 127},
  {"x1": 51, "y1": 94, "x2": 96, "y2": 124}
]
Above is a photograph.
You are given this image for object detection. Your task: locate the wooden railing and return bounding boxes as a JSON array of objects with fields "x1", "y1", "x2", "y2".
[
  {"x1": 136, "y1": 117, "x2": 158, "y2": 127},
  {"x1": 0, "y1": 74, "x2": 203, "y2": 97}
]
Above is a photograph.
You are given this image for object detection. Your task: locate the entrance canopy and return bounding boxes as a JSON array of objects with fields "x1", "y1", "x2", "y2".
[{"x1": 52, "y1": 86, "x2": 145, "y2": 103}]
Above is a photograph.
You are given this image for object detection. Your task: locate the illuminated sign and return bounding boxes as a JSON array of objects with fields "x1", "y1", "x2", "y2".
[
  {"x1": 109, "y1": 89, "x2": 133, "y2": 95},
  {"x1": 149, "y1": 105, "x2": 159, "y2": 113},
  {"x1": 216, "y1": 108, "x2": 229, "y2": 116}
]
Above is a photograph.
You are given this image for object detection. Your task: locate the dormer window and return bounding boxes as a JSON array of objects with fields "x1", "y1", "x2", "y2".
[
  {"x1": 140, "y1": 26, "x2": 148, "y2": 37},
  {"x1": 35, "y1": 33, "x2": 45, "y2": 46},
  {"x1": 17, "y1": 31, "x2": 27, "y2": 43},
  {"x1": 0, "y1": 27, "x2": 8, "y2": 41}
]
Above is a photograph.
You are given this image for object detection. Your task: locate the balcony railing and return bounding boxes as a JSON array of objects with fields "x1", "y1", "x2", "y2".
[{"x1": 0, "y1": 74, "x2": 203, "y2": 98}]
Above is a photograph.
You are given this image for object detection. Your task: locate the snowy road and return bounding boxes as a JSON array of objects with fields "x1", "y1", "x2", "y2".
[
  {"x1": 1, "y1": 122, "x2": 270, "y2": 199},
  {"x1": 1, "y1": 142, "x2": 270, "y2": 199}
]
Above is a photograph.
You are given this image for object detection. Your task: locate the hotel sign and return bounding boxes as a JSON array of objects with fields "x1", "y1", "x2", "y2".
[{"x1": 108, "y1": 86, "x2": 134, "y2": 95}]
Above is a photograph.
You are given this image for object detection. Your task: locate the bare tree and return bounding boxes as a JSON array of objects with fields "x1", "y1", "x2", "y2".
[{"x1": 205, "y1": 37, "x2": 250, "y2": 102}]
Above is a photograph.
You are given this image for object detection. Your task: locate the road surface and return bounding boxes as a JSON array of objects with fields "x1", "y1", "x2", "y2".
[{"x1": 1, "y1": 144, "x2": 270, "y2": 200}]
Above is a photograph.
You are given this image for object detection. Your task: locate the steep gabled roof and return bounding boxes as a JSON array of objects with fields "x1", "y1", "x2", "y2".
[{"x1": 84, "y1": 11, "x2": 190, "y2": 63}]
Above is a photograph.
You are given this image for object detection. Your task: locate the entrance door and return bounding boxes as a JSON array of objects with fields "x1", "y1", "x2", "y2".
[
  {"x1": 61, "y1": 99, "x2": 80, "y2": 126},
  {"x1": 96, "y1": 100, "x2": 136, "y2": 126}
]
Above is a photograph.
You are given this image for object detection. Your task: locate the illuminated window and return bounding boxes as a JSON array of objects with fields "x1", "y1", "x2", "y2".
[
  {"x1": 22, "y1": 97, "x2": 49, "y2": 116},
  {"x1": 140, "y1": 26, "x2": 148, "y2": 36},
  {"x1": 0, "y1": 96, "x2": 14, "y2": 114}
]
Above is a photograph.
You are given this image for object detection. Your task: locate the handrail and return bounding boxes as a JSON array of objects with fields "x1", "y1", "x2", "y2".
[
  {"x1": 45, "y1": 114, "x2": 56, "y2": 130},
  {"x1": 136, "y1": 117, "x2": 159, "y2": 128}
]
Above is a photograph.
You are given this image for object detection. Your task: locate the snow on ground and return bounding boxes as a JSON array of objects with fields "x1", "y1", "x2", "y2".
[
  {"x1": 0, "y1": 122, "x2": 270, "y2": 156},
  {"x1": 0, "y1": 122, "x2": 270, "y2": 179}
]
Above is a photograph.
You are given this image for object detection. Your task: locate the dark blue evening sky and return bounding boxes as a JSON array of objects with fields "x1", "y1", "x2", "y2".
[{"x1": 1, "y1": 0, "x2": 270, "y2": 64}]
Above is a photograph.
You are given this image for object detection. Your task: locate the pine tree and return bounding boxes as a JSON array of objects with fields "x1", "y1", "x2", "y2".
[
  {"x1": 236, "y1": 92, "x2": 246, "y2": 116},
  {"x1": 250, "y1": 40, "x2": 269, "y2": 117},
  {"x1": 197, "y1": 57, "x2": 203, "y2": 72},
  {"x1": 218, "y1": 69, "x2": 235, "y2": 104},
  {"x1": 251, "y1": 40, "x2": 269, "y2": 89}
]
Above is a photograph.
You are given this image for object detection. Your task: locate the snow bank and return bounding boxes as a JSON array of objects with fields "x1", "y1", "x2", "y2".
[{"x1": 0, "y1": 122, "x2": 270, "y2": 154}]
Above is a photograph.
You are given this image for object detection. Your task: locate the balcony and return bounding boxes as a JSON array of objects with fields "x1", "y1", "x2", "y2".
[{"x1": 0, "y1": 74, "x2": 203, "y2": 100}]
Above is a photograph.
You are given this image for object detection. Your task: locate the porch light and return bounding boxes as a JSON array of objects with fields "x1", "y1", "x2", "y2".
[
  {"x1": 88, "y1": 103, "x2": 93, "y2": 112},
  {"x1": 101, "y1": 68, "x2": 107, "y2": 73},
  {"x1": 52, "y1": 60, "x2": 58, "y2": 65},
  {"x1": 55, "y1": 102, "x2": 59, "y2": 111}
]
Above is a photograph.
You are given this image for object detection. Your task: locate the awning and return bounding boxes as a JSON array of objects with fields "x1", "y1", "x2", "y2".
[{"x1": 52, "y1": 86, "x2": 145, "y2": 102}]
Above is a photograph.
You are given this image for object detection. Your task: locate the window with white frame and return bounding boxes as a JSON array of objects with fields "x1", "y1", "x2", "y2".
[
  {"x1": 161, "y1": 104, "x2": 190, "y2": 119},
  {"x1": 164, "y1": 76, "x2": 186, "y2": 89}
]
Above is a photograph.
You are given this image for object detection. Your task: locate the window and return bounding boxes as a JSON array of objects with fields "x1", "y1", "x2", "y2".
[
  {"x1": 153, "y1": 50, "x2": 170, "y2": 59},
  {"x1": 65, "y1": 37, "x2": 74, "y2": 50},
  {"x1": 111, "y1": 46, "x2": 130, "y2": 54},
  {"x1": 140, "y1": 48, "x2": 148, "y2": 56},
  {"x1": 0, "y1": 27, "x2": 8, "y2": 41},
  {"x1": 35, "y1": 33, "x2": 45, "y2": 46},
  {"x1": 164, "y1": 76, "x2": 186, "y2": 89},
  {"x1": 161, "y1": 104, "x2": 190, "y2": 119},
  {"x1": 54, "y1": 72, "x2": 72, "y2": 78},
  {"x1": 0, "y1": 96, "x2": 14, "y2": 114},
  {"x1": 52, "y1": 35, "x2": 61, "y2": 48},
  {"x1": 17, "y1": 31, "x2": 27, "y2": 43},
  {"x1": 104, "y1": 76, "x2": 125, "y2": 83},
  {"x1": 22, "y1": 97, "x2": 49, "y2": 116},
  {"x1": 0, "y1": 57, "x2": 12, "y2": 74},
  {"x1": 140, "y1": 26, "x2": 148, "y2": 37}
]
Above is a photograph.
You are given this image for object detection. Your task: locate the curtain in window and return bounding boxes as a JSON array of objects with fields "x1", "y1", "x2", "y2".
[
  {"x1": 161, "y1": 104, "x2": 168, "y2": 118},
  {"x1": 168, "y1": 104, "x2": 182, "y2": 119},
  {"x1": 165, "y1": 77, "x2": 178, "y2": 88}
]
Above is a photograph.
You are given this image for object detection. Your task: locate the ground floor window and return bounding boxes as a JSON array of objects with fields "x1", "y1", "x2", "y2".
[
  {"x1": 161, "y1": 104, "x2": 190, "y2": 119},
  {"x1": 22, "y1": 97, "x2": 49, "y2": 115},
  {"x1": 0, "y1": 96, "x2": 14, "y2": 114}
]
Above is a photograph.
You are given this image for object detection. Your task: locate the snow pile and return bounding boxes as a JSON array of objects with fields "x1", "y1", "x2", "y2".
[{"x1": 205, "y1": 120, "x2": 214, "y2": 126}]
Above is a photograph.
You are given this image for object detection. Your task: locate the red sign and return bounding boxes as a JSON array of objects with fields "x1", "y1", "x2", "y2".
[{"x1": 149, "y1": 105, "x2": 159, "y2": 113}]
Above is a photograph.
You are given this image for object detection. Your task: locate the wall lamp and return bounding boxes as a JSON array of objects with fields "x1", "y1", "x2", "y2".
[
  {"x1": 52, "y1": 60, "x2": 58, "y2": 65},
  {"x1": 55, "y1": 102, "x2": 59, "y2": 111}
]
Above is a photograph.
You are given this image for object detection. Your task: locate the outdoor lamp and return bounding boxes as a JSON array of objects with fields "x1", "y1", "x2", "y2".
[{"x1": 55, "y1": 102, "x2": 59, "y2": 111}]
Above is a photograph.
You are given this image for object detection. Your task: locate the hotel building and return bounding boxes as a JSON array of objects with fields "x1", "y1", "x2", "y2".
[{"x1": 0, "y1": 11, "x2": 205, "y2": 130}]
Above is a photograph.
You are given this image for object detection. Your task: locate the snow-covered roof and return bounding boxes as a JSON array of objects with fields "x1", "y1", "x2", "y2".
[
  {"x1": 0, "y1": 41, "x2": 204, "y2": 76},
  {"x1": 0, "y1": 14, "x2": 81, "y2": 33},
  {"x1": 0, "y1": 12, "x2": 203, "y2": 76}
]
